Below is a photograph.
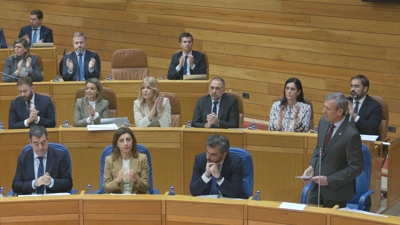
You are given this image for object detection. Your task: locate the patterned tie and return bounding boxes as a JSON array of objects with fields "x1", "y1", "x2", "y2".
[
  {"x1": 32, "y1": 29, "x2": 38, "y2": 47},
  {"x1": 26, "y1": 101, "x2": 31, "y2": 114},
  {"x1": 351, "y1": 101, "x2": 359, "y2": 126},
  {"x1": 183, "y1": 55, "x2": 188, "y2": 76},
  {"x1": 211, "y1": 101, "x2": 219, "y2": 128},
  {"x1": 324, "y1": 124, "x2": 336, "y2": 151},
  {"x1": 78, "y1": 54, "x2": 84, "y2": 81},
  {"x1": 37, "y1": 157, "x2": 44, "y2": 194}
]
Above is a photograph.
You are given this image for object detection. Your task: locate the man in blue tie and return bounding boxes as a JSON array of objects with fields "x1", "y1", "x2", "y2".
[
  {"x1": 12, "y1": 126, "x2": 73, "y2": 195},
  {"x1": 61, "y1": 32, "x2": 101, "y2": 81},
  {"x1": 347, "y1": 75, "x2": 382, "y2": 136},
  {"x1": 18, "y1": 9, "x2": 53, "y2": 47},
  {"x1": 190, "y1": 135, "x2": 247, "y2": 199},
  {"x1": 167, "y1": 32, "x2": 207, "y2": 80}
]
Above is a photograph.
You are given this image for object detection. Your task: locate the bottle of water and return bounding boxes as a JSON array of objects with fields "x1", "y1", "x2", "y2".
[
  {"x1": 64, "y1": 120, "x2": 69, "y2": 127},
  {"x1": 56, "y1": 75, "x2": 59, "y2": 81},
  {"x1": 169, "y1": 187, "x2": 175, "y2": 196},
  {"x1": 9, "y1": 43, "x2": 13, "y2": 49},
  {"x1": 251, "y1": 123, "x2": 255, "y2": 130},
  {"x1": 256, "y1": 191, "x2": 261, "y2": 201},
  {"x1": 159, "y1": 74, "x2": 164, "y2": 80},
  {"x1": 2, "y1": 77, "x2": 5, "y2": 83},
  {"x1": 1, "y1": 187, "x2": 5, "y2": 197},
  {"x1": 107, "y1": 74, "x2": 113, "y2": 80},
  {"x1": 0, "y1": 122, "x2": 4, "y2": 131},
  {"x1": 86, "y1": 184, "x2": 92, "y2": 194},
  {"x1": 187, "y1": 120, "x2": 191, "y2": 128}
]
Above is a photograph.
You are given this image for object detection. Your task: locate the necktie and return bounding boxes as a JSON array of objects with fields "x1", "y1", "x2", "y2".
[
  {"x1": 324, "y1": 124, "x2": 336, "y2": 151},
  {"x1": 183, "y1": 55, "x2": 188, "y2": 76},
  {"x1": 351, "y1": 101, "x2": 359, "y2": 126},
  {"x1": 211, "y1": 101, "x2": 219, "y2": 128},
  {"x1": 26, "y1": 101, "x2": 31, "y2": 115},
  {"x1": 79, "y1": 54, "x2": 84, "y2": 81},
  {"x1": 32, "y1": 29, "x2": 37, "y2": 47},
  {"x1": 210, "y1": 164, "x2": 220, "y2": 195},
  {"x1": 37, "y1": 157, "x2": 44, "y2": 194}
]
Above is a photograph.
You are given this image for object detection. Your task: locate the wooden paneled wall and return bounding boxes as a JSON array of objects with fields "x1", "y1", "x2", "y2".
[{"x1": 2, "y1": 0, "x2": 400, "y2": 138}]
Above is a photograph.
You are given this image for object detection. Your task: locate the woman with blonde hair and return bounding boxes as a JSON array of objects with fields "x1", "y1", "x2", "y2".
[{"x1": 134, "y1": 77, "x2": 171, "y2": 127}]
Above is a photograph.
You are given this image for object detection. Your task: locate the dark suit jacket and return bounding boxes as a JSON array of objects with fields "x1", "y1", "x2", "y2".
[
  {"x1": 0, "y1": 28, "x2": 6, "y2": 48},
  {"x1": 346, "y1": 95, "x2": 382, "y2": 136},
  {"x1": 167, "y1": 50, "x2": 207, "y2": 80},
  {"x1": 192, "y1": 93, "x2": 239, "y2": 128},
  {"x1": 12, "y1": 147, "x2": 73, "y2": 195},
  {"x1": 61, "y1": 50, "x2": 101, "y2": 81},
  {"x1": 9, "y1": 93, "x2": 56, "y2": 129},
  {"x1": 18, "y1": 25, "x2": 53, "y2": 43},
  {"x1": 3, "y1": 55, "x2": 42, "y2": 82},
  {"x1": 190, "y1": 152, "x2": 247, "y2": 199},
  {"x1": 309, "y1": 117, "x2": 363, "y2": 202}
]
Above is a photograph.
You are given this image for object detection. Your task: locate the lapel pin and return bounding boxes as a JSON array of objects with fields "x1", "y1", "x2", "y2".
[{"x1": 339, "y1": 133, "x2": 342, "y2": 136}]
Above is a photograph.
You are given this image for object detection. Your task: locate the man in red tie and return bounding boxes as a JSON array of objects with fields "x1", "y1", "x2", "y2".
[{"x1": 302, "y1": 92, "x2": 363, "y2": 208}]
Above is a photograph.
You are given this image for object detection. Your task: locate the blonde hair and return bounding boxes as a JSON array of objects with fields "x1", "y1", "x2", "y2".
[
  {"x1": 84, "y1": 78, "x2": 103, "y2": 103},
  {"x1": 138, "y1": 77, "x2": 160, "y2": 109}
]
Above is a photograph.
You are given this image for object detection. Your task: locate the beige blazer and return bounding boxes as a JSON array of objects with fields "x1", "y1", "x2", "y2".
[
  {"x1": 133, "y1": 98, "x2": 171, "y2": 127},
  {"x1": 103, "y1": 153, "x2": 150, "y2": 194},
  {"x1": 74, "y1": 98, "x2": 109, "y2": 127}
]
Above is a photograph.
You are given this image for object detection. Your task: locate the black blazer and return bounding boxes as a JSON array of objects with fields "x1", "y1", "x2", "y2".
[
  {"x1": 346, "y1": 95, "x2": 382, "y2": 135},
  {"x1": 12, "y1": 147, "x2": 73, "y2": 195},
  {"x1": 190, "y1": 152, "x2": 247, "y2": 199},
  {"x1": 9, "y1": 93, "x2": 56, "y2": 129},
  {"x1": 192, "y1": 93, "x2": 239, "y2": 128},
  {"x1": 0, "y1": 28, "x2": 6, "y2": 48},
  {"x1": 309, "y1": 117, "x2": 363, "y2": 202},
  {"x1": 61, "y1": 50, "x2": 101, "y2": 81},
  {"x1": 18, "y1": 25, "x2": 53, "y2": 43},
  {"x1": 167, "y1": 50, "x2": 207, "y2": 80}
]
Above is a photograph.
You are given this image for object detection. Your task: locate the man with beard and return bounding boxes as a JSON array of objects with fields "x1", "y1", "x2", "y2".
[
  {"x1": 192, "y1": 77, "x2": 239, "y2": 128},
  {"x1": 12, "y1": 125, "x2": 73, "y2": 195},
  {"x1": 9, "y1": 77, "x2": 55, "y2": 129},
  {"x1": 61, "y1": 32, "x2": 100, "y2": 81},
  {"x1": 190, "y1": 135, "x2": 247, "y2": 198},
  {"x1": 167, "y1": 32, "x2": 207, "y2": 80},
  {"x1": 347, "y1": 75, "x2": 382, "y2": 136}
]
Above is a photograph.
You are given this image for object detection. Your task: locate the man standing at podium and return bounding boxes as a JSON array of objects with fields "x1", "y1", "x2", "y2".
[
  {"x1": 303, "y1": 92, "x2": 363, "y2": 208},
  {"x1": 167, "y1": 32, "x2": 207, "y2": 80},
  {"x1": 61, "y1": 32, "x2": 101, "y2": 81},
  {"x1": 190, "y1": 135, "x2": 247, "y2": 199},
  {"x1": 18, "y1": 9, "x2": 53, "y2": 47},
  {"x1": 12, "y1": 126, "x2": 73, "y2": 195}
]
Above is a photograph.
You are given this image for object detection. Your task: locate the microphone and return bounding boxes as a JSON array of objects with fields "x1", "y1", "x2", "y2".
[
  {"x1": 63, "y1": 48, "x2": 66, "y2": 56},
  {"x1": 318, "y1": 147, "x2": 322, "y2": 208},
  {"x1": 0, "y1": 72, "x2": 19, "y2": 80}
]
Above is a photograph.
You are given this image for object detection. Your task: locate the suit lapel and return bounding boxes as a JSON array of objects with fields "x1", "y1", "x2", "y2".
[
  {"x1": 129, "y1": 156, "x2": 139, "y2": 192},
  {"x1": 205, "y1": 95, "x2": 212, "y2": 114},
  {"x1": 357, "y1": 95, "x2": 369, "y2": 118},
  {"x1": 19, "y1": 97, "x2": 30, "y2": 119},
  {"x1": 84, "y1": 51, "x2": 90, "y2": 79},
  {"x1": 26, "y1": 149, "x2": 35, "y2": 180},
  {"x1": 46, "y1": 147, "x2": 55, "y2": 174},
  {"x1": 217, "y1": 94, "x2": 227, "y2": 120},
  {"x1": 71, "y1": 52, "x2": 78, "y2": 80},
  {"x1": 322, "y1": 120, "x2": 348, "y2": 159}
]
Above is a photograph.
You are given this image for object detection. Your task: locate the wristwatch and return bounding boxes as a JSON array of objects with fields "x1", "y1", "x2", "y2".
[{"x1": 216, "y1": 174, "x2": 223, "y2": 182}]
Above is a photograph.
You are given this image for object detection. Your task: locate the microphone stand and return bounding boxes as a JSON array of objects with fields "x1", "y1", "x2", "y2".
[
  {"x1": 318, "y1": 147, "x2": 322, "y2": 208},
  {"x1": 0, "y1": 72, "x2": 19, "y2": 80}
]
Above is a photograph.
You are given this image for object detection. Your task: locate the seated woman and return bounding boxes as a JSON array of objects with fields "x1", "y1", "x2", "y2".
[
  {"x1": 3, "y1": 38, "x2": 42, "y2": 82},
  {"x1": 268, "y1": 77, "x2": 311, "y2": 132},
  {"x1": 103, "y1": 128, "x2": 150, "y2": 194},
  {"x1": 74, "y1": 78, "x2": 109, "y2": 127},
  {"x1": 134, "y1": 77, "x2": 171, "y2": 127}
]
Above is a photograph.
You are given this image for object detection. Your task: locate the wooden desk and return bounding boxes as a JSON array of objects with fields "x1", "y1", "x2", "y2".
[
  {"x1": 0, "y1": 193, "x2": 82, "y2": 225},
  {"x1": 330, "y1": 208, "x2": 400, "y2": 225},
  {"x1": 0, "y1": 47, "x2": 58, "y2": 81}
]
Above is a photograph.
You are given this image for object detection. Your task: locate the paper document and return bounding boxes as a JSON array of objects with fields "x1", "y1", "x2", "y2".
[
  {"x1": 360, "y1": 135, "x2": 379, "y2": 142},
  {"x1": 339, "y1": 207, "x2": 388, "y2": 217},
  {"x1": 87, "y1": 124, "x2": 118, "y2": 131},
  {"x1": 196, "y1": 194, "x2": 219, "y2": 198},
  {"x1": 110, "y1": 193, "x2": 137, "y2": 195},
  {"x1": 18, "y1": 192, "x2": 70, "y2": 197},
  {"x1": 295, "y1": 176, "x2": 312, "y2": 179},
  {"x1": 279, "y1": 202, "x2": 307, "y2": 211}
]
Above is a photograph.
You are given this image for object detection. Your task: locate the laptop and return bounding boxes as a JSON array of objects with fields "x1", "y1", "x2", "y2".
[
  {"x1": 100, "y1": 117, "x2": 129, "y2": 127},
  {"x1": 183, "y1": 74, "x2": 207, "y2": 80}
]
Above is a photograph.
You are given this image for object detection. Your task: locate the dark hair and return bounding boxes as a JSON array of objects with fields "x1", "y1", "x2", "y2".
[
  {"x1": 206, "y1": 135, "x2": 230, "y2": 154},
  {"x1": 210, "y1": 77, "x2": 225, "y2": 88},
  {"x1": 280, "y1": 77, "x2": 305, "y2": 107},
  {"x1": 17, "y1": 77, "x2": 33, "y2": 87},
  {"x1": 111, "y1": 128, "x2": 138, "y2": 160},
  {"x1": 351, "y1": 75, "x2": 369, "y2": 92},
  {"x1": 179, "y1": 32, "x2": 193, "y2": 43},
  {"x1": 13, "y1": 38, "x2": 30, "y2": 58},
  {"x1": 31, "y1": 9, "x2": 43, "y2": 20},
  {"x1": 29, "y1": 125, "x2": 48, "y2": 140}
]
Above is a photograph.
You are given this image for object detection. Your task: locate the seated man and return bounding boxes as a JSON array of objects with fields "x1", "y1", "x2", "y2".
[
  {"x1": 12, "y1": 126, "x2": 73, "y2": 195},
  {"x1": 0, "y1": 28, "x2": 7, "y2": 48},
  {"x1": 9, "y1": 77, "x2": 56, "y2": 129},
  {"x1": 192, "y1": 77, "x2": 239, "y2": 128},
  {"x1": 62, "y1": 32, "x2": 101, "y2": 81},
  {"x1": 190, "y1": 135, "x2": 247, "y2": 198},
  {"x1": 167, "y1": 32, "x2": 207, "y2": 80},
  {"x1": 18, "y1": 9, "x2": 53, "y2": 47}
]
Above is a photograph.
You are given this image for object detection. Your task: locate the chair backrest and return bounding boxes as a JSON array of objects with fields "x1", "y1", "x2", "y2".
[
  {"x1": 99, "y1": 144, "x2": 155, "y2": 194},
  {"x1": 225, "y1": 92, "x2": 244, "y2": 128},
  {"x1": 111, "y1": 49, "x2": 149, "y2": 80},
  {"x1": 75, "y1": 87, "x2": 118, "y2": 118},
  {"x1": 37, "y1": 92, "x2": 56, "y2": 127},
  {"x1": 31, "y1": 53, "x2": 44, "y2": 78},
  {"x1": 272, "y1": 95, "x2": 314, "y2": 129},
  {"x1": 348, "y1": 143, "x2": 372, "y2": 205},
  {"x1": 161, "y1": 92, "x2": 181, "y2": 127},
  {"x1": 229, "y1": 147, "x2": 254, "y2": 197},
  {"x1": 370, "y1": 95, "x2": 389, "y2": 141}
]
